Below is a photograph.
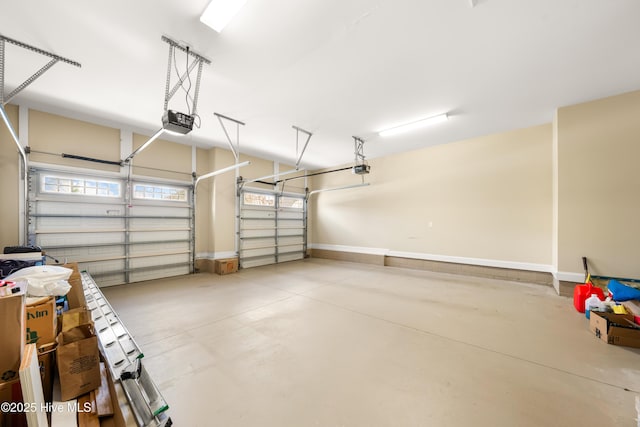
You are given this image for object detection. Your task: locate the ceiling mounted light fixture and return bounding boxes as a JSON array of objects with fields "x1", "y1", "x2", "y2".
[
  {"x1": 200, "y1": 0, "x2": 248, "y2": 33},
  {"x1": 378, "y1": 113, "x2": 449, "y2": 137}
]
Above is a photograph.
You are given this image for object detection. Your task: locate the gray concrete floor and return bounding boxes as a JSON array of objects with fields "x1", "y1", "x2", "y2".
[{"x1": 102, "y1": 258, "x2": 640, "y2": 426}]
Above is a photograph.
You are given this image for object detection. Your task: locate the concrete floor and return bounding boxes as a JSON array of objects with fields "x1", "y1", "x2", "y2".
[{"x1": 102, "y1": 258, "x2": 640, "y2": 426}]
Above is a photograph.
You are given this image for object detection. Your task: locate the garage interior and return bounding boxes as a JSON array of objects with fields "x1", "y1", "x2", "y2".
[{"x1": 1, "y1": 0, "x2": 640, "y2": 426}]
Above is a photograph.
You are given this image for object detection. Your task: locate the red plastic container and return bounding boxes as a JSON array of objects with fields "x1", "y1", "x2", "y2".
[{"x1": 573, "y1": 282, "x2": 605, "y2": 313}]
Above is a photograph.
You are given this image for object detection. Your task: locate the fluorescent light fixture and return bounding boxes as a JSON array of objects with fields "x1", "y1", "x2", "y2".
[
  {"x1": 200, "y1": 0, "x2": 248, "y2": 33},
  {"x1": 378, "y1": 113, "x2": 449, "y2": 137}
]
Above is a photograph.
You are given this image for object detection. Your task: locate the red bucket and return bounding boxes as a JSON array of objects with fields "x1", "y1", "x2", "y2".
[{"x1": 573, "y1": 282, "x2": 605, "y2": 313}]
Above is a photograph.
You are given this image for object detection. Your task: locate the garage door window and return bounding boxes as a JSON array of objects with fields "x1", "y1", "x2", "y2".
[
  {"x1": 243, "y1": 192, "x2": 275, "y2": 207},
  {"x1": 42, "y1": 175, "x2": 121, "y2": 197},
  {"x1": 279, "y1": 195, "x2": 303, "y2": 209},
  {"x1": 132, "y1": 183, "x2": 188, "y2": 201}
]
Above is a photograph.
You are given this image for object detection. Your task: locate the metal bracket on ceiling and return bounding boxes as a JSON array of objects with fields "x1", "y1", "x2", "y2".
[
  {"x1": 214, "y1": 112, "x2": 245, "y2": 163},
  {"x1": 123, "y1": 37, "x2": 211, "y2": 164},
  {"x1": 161, "y1": 35, "x2": 211, "y2": 116},
  {"x1": 293, "y1": 125, "x2": 313, "y2": 170},
  {"x1": 0, "y1": 34, "x2": 81, "y2": 106},
  {"x1": 353, "y1": 136, "x2": 366, "y2": 165}
]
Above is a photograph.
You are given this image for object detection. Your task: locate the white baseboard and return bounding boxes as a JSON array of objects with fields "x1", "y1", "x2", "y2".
[
  {"x1": 309, "y1": 243, "x2": 557, "y2": 274},
  {"x1": 555, "y1": 271, "x2": 585, "y2": 283},
  {"x1": 309, "y1": 243, "x2": 388, "y2": 256},
  {"x1": 196, "y1": 251, "x2": 237, "y2": 260},
  {"x1": 213, "y1": 251, "x2": 237, "y2": 260},
  {"x1": 388, "y1": 250, "x2": 554, "y2": 273},
  {"x1": 195, "y1": 252, "x2": 214, "y2": 260}
]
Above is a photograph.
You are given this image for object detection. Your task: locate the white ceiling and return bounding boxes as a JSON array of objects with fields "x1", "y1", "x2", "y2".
[{"x1": 2, "y1": 0, "x2": 640, "y2": 169}]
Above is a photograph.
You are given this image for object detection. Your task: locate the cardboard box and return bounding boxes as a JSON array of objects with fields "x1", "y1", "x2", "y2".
[
  {"x1": 60, "y1": 307, "x2": 93, "y2": 332},
  {"x1": 64, "y1": 262, "x2": 87, "y2": 309},
  {"x1": 215, "y1": 258, "x2": 238, "y2": 275},
  {"x1": 589, "y1": 311, "x2": 640, "y2": 348},
  {"x1": 26, "y1": 296, "x2": 57, "y2": 346},
  {"x1": 0, "y1": 293, "x2": 25, "y2": 383}
]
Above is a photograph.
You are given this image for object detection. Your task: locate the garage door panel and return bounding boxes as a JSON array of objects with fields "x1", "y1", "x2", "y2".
[
  {"x1": 278, "y1": 210, "x2": 303, "y2": 220},
  {"x1": 36, "y1": 217, "x2": 124, "y2": 231},
  {"x1": 129, "y1": 253, "x2": 190, "y2": 269},
  {"x1": 33, "y1": 200, "x2": 125, "y2": 216},
  {"x1": 129, "y1": 241, "x2": 190, "y2": 256},
  {"x1": 46, "y1": 245, "x2": 125, "y2": 263},
  {"x1": 129, "y1": 218, "x2": 190, "y2": 231},
  {"x1": 36, "y1": 232, "x2": 125, "y2": 248},
  {"x1": 242, "y1": 229, "x2": 276, "y2": 239},
  {"x1": 91, "y1": 273, "x2": 126, "y2": 288},
  {"x1": 241, "y1": 218, "x2": 275, "y2": 229},
  {"x1": 241, "y1": 256, "x2": 276, "y2": 269},
  {"x1": 128, "y1": 204, "x2": 190, "y2": 215},
  {"x1": 278, "y1": 236, "x2": 304, "y2": 245},
  {"x1": 241, "y1": 237, "x2": 276, "y2": 250},
  {"x1": 242, "y1": 208, "x2": 276, "y2": 219},
  {"x1": 80, "y1": 259, "x2": 126, "y2": 287},
  {"x1": 241, "y1": 246, "x2": 276, "y2": 258},
  {"x1": 239, "y1": 190, "x2": 305, "y2": 269},
  {"x1": 279, "y1": 252, "x2": 304, "y2": 263},
  {"x1": 129, "y1": 230, "x2": 189, "y2": 243},
  {"x1": 129, "y1": 265, "x2": 190, "y2": 283},
  {"x1": 277, "y1": 228, "x2": 304, "y2": 238},
  {"x1": 29, "y1": 168, "x2": 193, "y2": 287}
]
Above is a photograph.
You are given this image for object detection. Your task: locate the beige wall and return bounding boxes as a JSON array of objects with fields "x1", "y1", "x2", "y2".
[
  {"x1": 310, "y1": 124, "x2": 553, "y2": 266},
  {"x1": 209, "y1": 148, "x2": 237, "y2": 255},
  {"x1": 240, "y1": 153, "x2": 275, "y2": 195},
  {"x1": 131, "y1": 133, "x2": 192, "y2": 180},
  {"x1": 29, "y1": 109, "x2": 120, "y2": 172},
  {"x1": 557, "y1": 90, "x2": 640, "y2": 278},
  {"x1": 0, "y1": 105, "x2": 20, "y2": 245},
  {"x1": 195, "y1": 147, "x2": 211, "y2": 256}
]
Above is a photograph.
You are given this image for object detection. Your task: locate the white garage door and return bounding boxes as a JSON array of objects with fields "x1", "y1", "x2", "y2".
[
  {"x1": 239, "y1": 189, "x2": 306, "y2": 269},
  {"x1": 28, "y1": 166, "x2": 193, "y2": 286}
]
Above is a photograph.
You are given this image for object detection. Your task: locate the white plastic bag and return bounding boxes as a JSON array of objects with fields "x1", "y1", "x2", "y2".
[{"x1": 6, "y1": 265, "x2": 73, "y2": 297}]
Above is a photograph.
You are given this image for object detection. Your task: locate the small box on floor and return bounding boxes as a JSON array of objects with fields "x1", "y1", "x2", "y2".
[
  {"x1": 215, "y1": 258, "x2": 238, "y2": 275},
  {"x1": 589, "y1": 310, "x2": 640, "y2": 348}
]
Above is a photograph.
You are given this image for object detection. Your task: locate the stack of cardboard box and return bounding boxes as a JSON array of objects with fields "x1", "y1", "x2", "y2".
[{"x1": 1, "y1": 263, "x2": 128, "y2": 426}]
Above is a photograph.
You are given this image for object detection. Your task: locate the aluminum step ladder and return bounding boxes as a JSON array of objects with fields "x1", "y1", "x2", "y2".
[{"x1": 81, "y1": 272, "x2": 172, "y2": 427}]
